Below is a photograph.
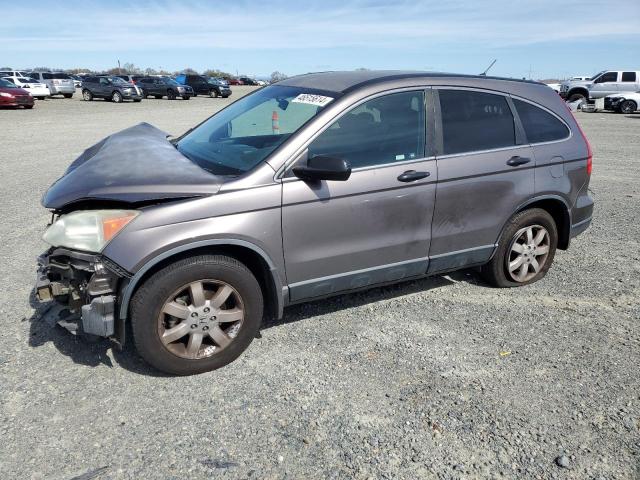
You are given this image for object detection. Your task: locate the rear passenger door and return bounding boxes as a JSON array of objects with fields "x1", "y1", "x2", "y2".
[
  {"x1": 618, "y1": 71, "x2": 639, "y2": 93},
  {"x1": 429, "y1": 88, "x2": 535, "y2": 272}
]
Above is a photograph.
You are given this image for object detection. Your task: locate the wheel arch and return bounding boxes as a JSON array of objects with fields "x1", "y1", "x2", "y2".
[
  {"x1": 118, "y1": 240, "x2": 285, "y2": 324},
  {"x1": 512, "y1": 195, "x2": 572, "y2": 250},
  {"x1": 568, "y1": 87, "x2": 589, "y2": 99}
]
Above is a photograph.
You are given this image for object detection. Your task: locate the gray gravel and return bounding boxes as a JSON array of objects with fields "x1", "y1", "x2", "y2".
[{"x1": 1, "y1": 91, "x2": 639, "y2": 480}]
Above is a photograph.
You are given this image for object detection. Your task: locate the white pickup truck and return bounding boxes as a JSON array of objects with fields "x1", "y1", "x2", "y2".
[{"x1": 559, "y1": 70, "x2": 640, "y2": 105}]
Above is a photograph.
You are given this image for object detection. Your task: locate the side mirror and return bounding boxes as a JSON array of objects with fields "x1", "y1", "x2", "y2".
[{"x1": 293, "y1": 155, "x2": 351, "y2": 182}]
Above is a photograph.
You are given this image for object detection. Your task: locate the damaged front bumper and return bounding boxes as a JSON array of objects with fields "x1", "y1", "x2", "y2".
[{"x1": 36, "y1": 248, "x2": 129, "y2": 339}]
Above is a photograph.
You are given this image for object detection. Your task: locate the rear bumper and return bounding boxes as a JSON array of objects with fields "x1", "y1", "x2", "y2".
[
  {"x1": 570, "y1": 186, "x2": 594, "y2": 239},
  {"x1": 50, "y1": 85, "x2": 75, "y2": 94},
  {"x1": 36, "y1": 248, "x2": 127, "y2": 337}
]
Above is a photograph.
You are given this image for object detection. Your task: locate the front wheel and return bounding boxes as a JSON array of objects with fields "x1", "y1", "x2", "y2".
[
  {"x1": 209, "y1": 89, "x2": 218, "y2": 98},
  {"x1": 568, "y1": 92, "x2": 587, "y2": 107},
  {"x1": 620, "y1": 100, "x2": 637, "y2": 114},
  {"x1": 167, "y1": 89, "x2": 176, "y2": 100},
  {"x1": 481, "y1": 208, "x2": 557, "y2": 287},
  {"x1": 112, "y1": 91, "x2": 123, "y2": 103},
  {"x1": 131, "y1": 255, "x2": 264, "y2": 375}
]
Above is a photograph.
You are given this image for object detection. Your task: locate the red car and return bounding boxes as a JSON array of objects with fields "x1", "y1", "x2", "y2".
[
  {"x1": 227, "y1": 78, "x2": 243, "y2": 85},
  {"x1": 0, "y1": 78, "x2": 34, "y2": 108}
]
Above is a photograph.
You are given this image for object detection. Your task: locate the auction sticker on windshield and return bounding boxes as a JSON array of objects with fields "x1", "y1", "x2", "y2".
[{"x1": 291, "y1": 93, "x2": 334, "y2": 107}]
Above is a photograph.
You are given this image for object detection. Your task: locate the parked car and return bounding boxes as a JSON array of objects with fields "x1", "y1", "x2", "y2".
[
  {"x1": 138, "y1": 76, "x2": 193, "y2": 100},
  {"x1": 35, "y1": 71, "x2": 593, "y2": 375},
  {"x1": 28, "y1": 72, "x2": 75, "y2": 98},
  {"x1": 0, "y1": 78, "x2": 34, "y2": 108},
  {"x1": 2, "y1": 76, "x2": 50, "y2": 99},
  {"x1": 0, "y1": 69, "x2": 30, "y2": 78},
  {"x1": 69, "y1": 75, "x2": 83, "y2": 88},
  {"x1": 569, "y1": 76, "x2": 591, "y2": 81},
  {"x1": 559, "y1": 70, "x2": 640, "y2": 105},
  {"x1": 81, "y1": 76, "x2": 143, "y2": 103},
  {"x1": 116, "y1": 74, "x2": 145, "y2": 85},
  {"x1": 227, "y1": 77, "x2": 243, "y2": 85},
  {"x1": 238, "y1": 76, "x2": 258, "y2": 86},
  {"x1": 604, "y1": 91, "x2": 640, "y2": 113},
  {"x1": 174, "y1": 74, "x2": 231, "y2": 98}
]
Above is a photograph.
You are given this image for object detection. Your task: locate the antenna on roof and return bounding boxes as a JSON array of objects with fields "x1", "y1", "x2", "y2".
[{"x1": 479, "y1": 59, "x2": 497, "y2": 76}]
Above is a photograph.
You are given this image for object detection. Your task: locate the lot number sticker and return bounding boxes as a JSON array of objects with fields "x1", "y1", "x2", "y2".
[{"x1": 291, "y1": 93, "x2": 334, "y2": 107}]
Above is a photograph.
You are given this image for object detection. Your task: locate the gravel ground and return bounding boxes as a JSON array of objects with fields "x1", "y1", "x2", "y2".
[{"x1": 0, "y1": 89, "x2": 639, "y2": 480}]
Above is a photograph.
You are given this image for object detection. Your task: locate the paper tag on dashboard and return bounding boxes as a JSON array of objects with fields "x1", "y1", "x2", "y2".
[{"x1": 291, "y1": 93, "x2": 334, "y2": 107}]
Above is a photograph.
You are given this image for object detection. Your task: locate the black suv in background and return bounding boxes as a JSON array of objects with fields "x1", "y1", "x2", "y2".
[
  {"x1": 81, "y1": 76, "x2": 143, "y2": 103},
  {"x1": 175, "y1": 74, "x2": 231, "y2": 98},
  {"x1": 138, "y1": 77, "x2": 193, "y2": 100}
]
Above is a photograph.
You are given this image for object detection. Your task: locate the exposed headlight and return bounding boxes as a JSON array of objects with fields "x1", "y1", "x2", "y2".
[
  {"x1": 123, "y1": 87, "x2": 132, "y2": 92},
  {"x1": 177, "y1": 86, "x2": 185, "y2": 91},
  {"x1": 42, "y1": 210, "x2": 139, "y2": 252},
  {"x1": 0, "y1": 92, "x2": 13, "y2": 98}
]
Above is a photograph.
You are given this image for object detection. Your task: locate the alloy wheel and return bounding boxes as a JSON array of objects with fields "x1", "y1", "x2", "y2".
[
  {"x1": 506, "y1": 225, "x2": 550, "y2": 282},
  {"x1": 157, "y1": 280, "x2": 244, "y2": 359},
  {"x1": 621, "y1": 100, "x2": 636, "y2": 114}
]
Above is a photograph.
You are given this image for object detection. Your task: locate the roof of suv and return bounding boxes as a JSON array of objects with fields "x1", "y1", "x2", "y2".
[{"x1": 278, "y1": 70, "x2": 542, "y2": 94}]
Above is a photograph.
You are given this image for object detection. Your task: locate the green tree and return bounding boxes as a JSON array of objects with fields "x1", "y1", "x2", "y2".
[{"x1": 270, "y1": 71, "x2": 287, "y2": 83}]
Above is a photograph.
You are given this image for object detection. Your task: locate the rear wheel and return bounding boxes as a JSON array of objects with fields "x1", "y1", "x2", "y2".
[
  {"x1": 131, "y1": 255, "x2": 263, "y2": 375},
  {"x1": 63, "y1": 93, "x2": 73, "y2": 99},
  {"x1": 620, "y1": 100, "x2": 637, "y2": 114},
  {"x1": 112, "y1": 91, "x2": 123, "y2": 103},
  {"x1": 481, "y1": 208, "x2": 557, "y2": 287},
  {"x1": 82, "y1": 89, "x2": 93, "y2": 101}
]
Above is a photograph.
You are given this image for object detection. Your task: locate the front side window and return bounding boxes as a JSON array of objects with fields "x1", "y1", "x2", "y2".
[
  {"x1": 307, "y1": 90, "x2": 425, "y2": 169},
  {"x1": 513, "y1": 99, "x2": 569, "y2": 144},
  {"x1": 176, "y1": 85, "x2": 335, "y2": 176},
  {"x1": 621, "y1": 72, "x2": 636, "y2": 82},
  {"x1": 439, "y1": 89, "x2": 515, "y2": 155},
  {"x1": 0, "y1": 78, "x2": 18, "y2": 88},
  {"x1": 595, "y1": 72, "x2": 618, "y2": 83},
  {"x1": 43, "y1": 73, "x2": 52, "y2": 79}
]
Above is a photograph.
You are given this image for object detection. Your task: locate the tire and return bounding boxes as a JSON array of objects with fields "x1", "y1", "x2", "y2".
[
  {"x1": 112, "y1": 91, "x2": 123, "y2": 103},
  {"x1": 209, "y1": 89, "x2": 218, "y2": 98},
  {"x1": 141, "y1": 89, "x2": 148, "y2": 99},
  {"x1": 133, "y1": 99, "x2": 142, "y2": 103},
  {"x1": 154, "y1": 95, "x2": 162, "y2": 99},
  {"x1": 620, "y1": 100, "x2": 637, "y2": 114},
  {"x1": 568, "y1": 92, "x2": 588, "y2": 106},
  {"x1": 131, "y1": 255, "x2": 264, "y2": 375},
  {"x1": 167, "y1": 89, "x2": 176, "y2": 100},
  {"x1": 25, "y1": 105, "x2": 34, "y2": 109},
  {"x1": 63, "y1": 93, "x2": 73, "y2": 99},
  {"x1": 182, "y1": 95, "x2": 190, "y2": 100},
  {"x1": 480, "y1": 208, "x2": 558, "y2": 288},
  {"x1": 82, "y1": 89, "x2": 93, "y2": 101}
]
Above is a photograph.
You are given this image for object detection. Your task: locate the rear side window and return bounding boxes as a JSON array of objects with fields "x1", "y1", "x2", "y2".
[
  {"x1": 439, "y1": 90, "x2": 515, "y2": 155},
  {"x1": 513, "y1": 99, "x2": 569, "y2": 144},
  {"x1": 621, "y1": 72, "x2": 637, "y2": 82}
]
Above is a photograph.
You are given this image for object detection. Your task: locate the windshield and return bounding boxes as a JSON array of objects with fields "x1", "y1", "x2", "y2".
[
  {"x1": 0, "y1": 78, "x2": 18, "y2": 88},
  {"x1": 176, "y1": 85, "x2": 337, "y2": 176},
  {"x1": 161, "y1": 78, "x2": 179, "y2": 86}
]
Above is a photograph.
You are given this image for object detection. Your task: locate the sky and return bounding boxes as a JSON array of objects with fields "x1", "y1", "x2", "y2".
[{"x1": 1, "y1": 0, "x2": 639, "y2": 79}]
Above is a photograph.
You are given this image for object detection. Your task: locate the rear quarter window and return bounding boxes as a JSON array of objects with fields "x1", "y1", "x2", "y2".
[
  {"x1": 439, "y1": 89, "x2": 515, "y2": 155},
  {"x1": 513, "y1": 99, "x2": 569, "y2": 144}
]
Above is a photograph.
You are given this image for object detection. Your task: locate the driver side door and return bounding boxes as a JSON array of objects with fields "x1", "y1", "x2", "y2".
[
  {"x1": 281, "y1": 89, "x2": 437, "y2": 302},
  {"x1": 590, "y1": 71, "x2": 619, "y2": 98}
]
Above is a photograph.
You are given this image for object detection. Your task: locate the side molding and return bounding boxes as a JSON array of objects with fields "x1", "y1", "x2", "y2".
[{"x1": 117, "y1": 239, "x2": 285, "y2": 321}]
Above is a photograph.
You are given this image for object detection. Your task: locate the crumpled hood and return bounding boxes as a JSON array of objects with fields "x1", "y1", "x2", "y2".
[{"x1": 42, "y1": 122, "x2": 222, "y2": 209}]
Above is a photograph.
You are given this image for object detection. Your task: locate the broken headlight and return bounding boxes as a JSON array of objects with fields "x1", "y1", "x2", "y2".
[{"x1": 42, "y1": 210, "x2": 139, "y2": 253}]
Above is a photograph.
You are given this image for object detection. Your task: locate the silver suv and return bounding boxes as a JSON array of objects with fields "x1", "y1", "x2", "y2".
[
  {"x1": 28, "y1": 71, "x2": 75, "y2": 98},
  {"x1": 35, "y1": 71, "x2": 594, "y2": 375},
  {"x1": 560, "y1": 70, "x2": 640, "y2": 104}
]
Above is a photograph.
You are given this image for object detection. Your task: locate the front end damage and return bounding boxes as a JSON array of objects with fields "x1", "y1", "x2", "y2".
[{"x1": 36, "y1": 248, "x2": 128, "y2": 342}]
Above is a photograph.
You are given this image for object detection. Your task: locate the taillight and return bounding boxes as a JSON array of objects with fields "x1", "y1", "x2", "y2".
[{"x1": 563, "y1": 101, "x2": 592, "y2": 175}]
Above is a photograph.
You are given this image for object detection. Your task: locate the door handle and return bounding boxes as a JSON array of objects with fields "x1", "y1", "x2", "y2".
[
  {"x1": 506, "y1": 156, "x2": 531, "y2": 167},
  {"x1": 397, "y1": 170, "x2": 430, "y2": 182}
]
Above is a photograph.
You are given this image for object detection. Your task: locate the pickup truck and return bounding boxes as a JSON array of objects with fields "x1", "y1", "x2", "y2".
[{"x1": 559, "y1": 70, "x2": 640, "y2": 104}]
